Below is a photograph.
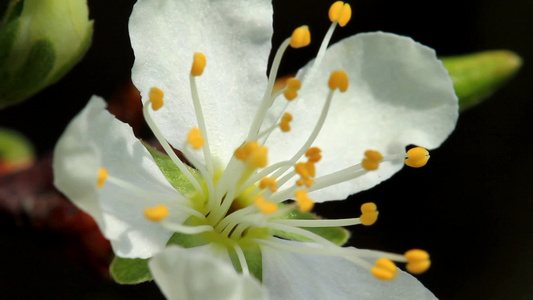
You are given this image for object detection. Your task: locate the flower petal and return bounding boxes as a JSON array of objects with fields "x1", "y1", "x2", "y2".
[
  {"x1": 261, "y1": 243, "x2": 437, "y2": 300},
  {"x1": 149, "y1": 245, "x2": 268, "y2": 300},
  {"x1": 267, "y1": 32, "x2": 458, "y2": 201},
  {"x1": 129, "y1": 0, "x2": 273, "y2": 166},
  {"x1": 53, "y1": 96, "x2": 187, "y2": 258}
]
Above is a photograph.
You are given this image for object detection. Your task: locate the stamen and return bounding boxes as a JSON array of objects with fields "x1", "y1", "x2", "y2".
[
  {"x1": 271, "y1": 74, "x2": 341, "y2": 181},
  {"x1": 405, "y1": 147, "x2": 430, "y2": 168},
  {"x1": 187, "y1": 127, "x2": 205, "y2": 149},
  {"x1": 235, "y1": 141, "x2": 260, "y2": 162},
  {"x1": 247, "y1": 26, "x2": 309, "y2": 141},
  {"x1": 190, "y1": 52, "x2": 207, "y2": 76},
  {"x1": 284, "y1": 78, "x2": 302, "y2": 101},
  {"x1": 328, "y1": 1, "x2": 352, "y2": 27},
  {"x1": 160, "y1": 221, "x2": 214, "y2": 235},
  {"x1": 254, "y1": 196, "x2": 277, "y2": 214},
  {"x1": 149, "y1": 87, "x2": 164, "y2": 111},
  {"x1": 233, "y1": 243, "x2": 250, "y2": 276},
  {"x1": 305, "y1": 147, "x2": 322, "y2": 162},
  {"x1": 249, "y1": 145, "x2": 268, "y2": 169},
  {"x1": 273, "y1": 217, "x2": 362, "y2": 227},
  {"x1": 371, "y1": 258, "x2": 398, "y2": 280},
  {"x1": 259, "y1": 177, "x2": 277, "y2": 192},
  {"x1": 405, "y1": 249, "x2": 431, "y2": 274},
  {"x1": 359, "y1": 202, "x2": 378, "y2": 226},
  {"x1": 97, "y1": 167, "x2": 108, "y2": 188},
  {"x1": 362, "y1": 150, "x2": 383, "y2": 171},
  {"x1": 279, "y1": 112, "x2": 293, "y2": 132},
  {"x1": 295, "y1": 161, "x2": 316, "y2": 187},
  {"x1": 295, "y1": 189, "x2": 314, "y2": 212},
  {"x1": 290, "y1": 25, "x2": 311, "y2": 48},
  {"x1": 144, "y1": 205, "x2": 169, "y2": 222},
  {"x1": 142, "y1": 98, "x2": 204, "y2": 195},
  {"x1": 328, "y1": 70, "x2": 349, "y2": 92},
  {"x1": 189, "y1": 54, "x2": 215, "y2": 176}
]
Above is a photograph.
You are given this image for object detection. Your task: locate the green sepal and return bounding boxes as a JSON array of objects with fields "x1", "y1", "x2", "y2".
[
  {"x1": 167, "y1": 219, "x2": 264, "y2": 282},
  {"x1": 273, "y1": 206, "x2": 351, "y2": 246},
  {"x1": 442, "y1": 50, "x2": 522, "y2": 111},
  {"x1": 109, "y1": 256, "x2": 153, "y2": 284},
  {"x1": 229, "y1": 242, "x2": 263, "y2": 282},
  {"x1": 143, "y1": 142, "x2": 199, "y2": 196}
]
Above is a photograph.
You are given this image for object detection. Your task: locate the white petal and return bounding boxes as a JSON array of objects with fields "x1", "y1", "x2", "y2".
[
  {"x1": 130, "y1": 0, "x2": 273, "y2": 167},
  {"x1": 149, "y1": 245, "x2": 268, "y2": 300},
  {"x1": 266, "y1": 32, "x2": 458, "y2": 201},
  {"x1": 53, "y1": 96, "x2": 187, "y2": 258},
  {"x1": 262, "y1": 244, "x2": 437, "y2": 300}
]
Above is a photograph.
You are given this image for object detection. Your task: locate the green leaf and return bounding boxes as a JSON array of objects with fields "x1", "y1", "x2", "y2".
[
  {"x1": 109, "y1": 256, "x2": 153, "y2": 284},
  {"x1": 143, "y1": 142, "x2": 199, "y2": 195},
  {"x1": 272, "y1": 207, "x2": 350, "y2": 246},
  {"x1": 442, "y1": 50, "x2": 522, "y2": 111}
]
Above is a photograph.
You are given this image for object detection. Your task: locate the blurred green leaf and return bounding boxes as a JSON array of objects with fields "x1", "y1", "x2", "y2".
[
  {"x1": 0, "y1": 127, "x2": 35, "y2": 174},
  {"x1": 442, "y1": 50, "x2": 523, "y2": 111}
]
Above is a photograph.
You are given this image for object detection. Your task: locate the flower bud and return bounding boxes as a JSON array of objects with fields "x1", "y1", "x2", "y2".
[{"x1": 0, "y1": 0, "x2": 93, "y2": 108}]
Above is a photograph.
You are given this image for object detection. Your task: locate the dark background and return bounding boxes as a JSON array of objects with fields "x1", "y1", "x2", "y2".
[{"x1": 0, "y1": 0, "x2": 531, "y2": 299}]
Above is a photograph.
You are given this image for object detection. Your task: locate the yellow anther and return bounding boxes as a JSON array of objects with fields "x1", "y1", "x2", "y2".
[
  {"x1": 287, "y1": 77, "x2": 302, "y2": 90},
  {"x1": 144, "y1": 205, "x2": 169, "y2": 222},
  {"x1": 280, "y1": 113, "x2": 293, "y2": 132},
  {"x1": 284, "y1": 89, "x2": 298, "y2": 101},
  {"x1": 296, "y1": 178, "x2": 315, "y2": 188},
  {"x1": 305, "y1": 147, "x2": 322, "y2": 163},
  {"x1": 295, "y1": 161, "x2": 316, "y2": 178},
  {"x1": 191, "y1": 52, "x2": 207, "y2": 76},
  {"x1": 97, "y1": 167, "x2": 108, "y2": 188},
  {"x1": 235, "y1": 141, "x2": 260, "y2": 161},
  {"x1": 290, "y1": 25, "x2": 311, "y2": 48},
  {"x1": 259, "y1": 177, "x2": 277, "y2": 192},
  {"x1": 149, "y1": 87, "x2": 165, "y2": 111},
  {"x1": 360, "y1": 202, "x2": 378, "y2": 226},
  {"x1": 371, "y1": 258, "x2": 398, "y2": 280},
  {"x1": 361, "y1": 202, "x2": 377, "y2": 213},
  {"x1": 405, "y1": 147, "x2": 430, "y2": 168},
  {"x1": 254, "y1": 196, "x2": 277, "y2": 214},
  {"x1": 328, "y1": 70, "x2": 349, "y2": 92},
  {"x1": 187, "y1": 127, "x2": 205, "y2": 149},
  {"x1": 295, "y1": 190, "x2": 314, "y2": 212},
  {"x1": 328, "y1": 1, "x2": 352, "y2": 27},
  {"x1": 362, "y1": 150, "x2": 383, "y2": 171},
  {"x1": 284, "y1": 78, "x2": 302, "y2": 100},
  {"x1": 295, "y1": 161, "x2": 316, "y2": 187},
  {"x1": 249, "y1": 146, "x2": 268, "y2": 169},
  {"x1": 405, "y1": 249, "x2": 431, "y2": 274}
]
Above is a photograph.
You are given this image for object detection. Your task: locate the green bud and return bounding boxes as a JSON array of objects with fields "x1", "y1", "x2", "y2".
[
  {"x1": 0, "y1": 0, "x2": 93, "y2": 108},
  {"x1": 441, "y1": 50, "x2": 523, "y2": 111}
]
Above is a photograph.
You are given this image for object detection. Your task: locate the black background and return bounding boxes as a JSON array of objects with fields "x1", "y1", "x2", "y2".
[{"x1": 0, "y1": 0, "x2": 531, "y2": 299}]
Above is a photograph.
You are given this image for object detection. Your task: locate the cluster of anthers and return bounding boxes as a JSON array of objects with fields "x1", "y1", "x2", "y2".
[{"x1": 97, "y1": 1, "x2": 432, "y2": 281}]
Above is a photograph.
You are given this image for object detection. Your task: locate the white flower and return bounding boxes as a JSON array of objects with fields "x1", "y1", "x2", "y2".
[{"x1": 53, "y1": 0, "x2": 458, "y2": 299}]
